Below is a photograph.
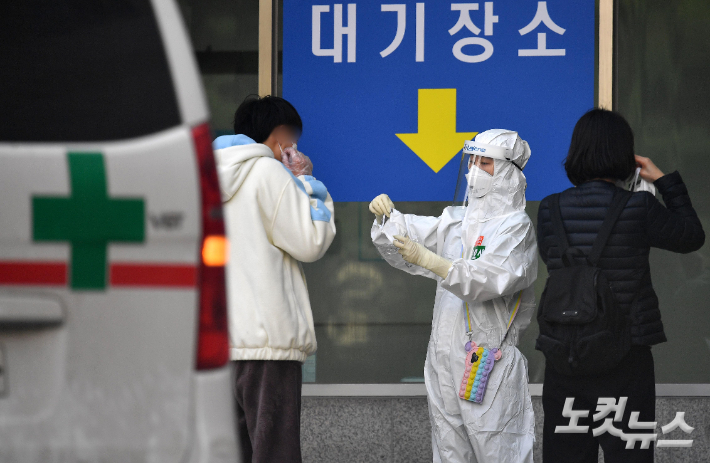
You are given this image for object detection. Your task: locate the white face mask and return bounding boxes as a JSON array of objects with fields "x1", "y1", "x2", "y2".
[
  {"x1": 630, "y1": 167, "x2": 656, "y2": 195},
  {"x1": 466, "y1": 164, "x2": 494, "y2": 198},
  {"x1": 277, "y1": 142, "x2": 297, "y2": 156},
  {"x1": 615, "y1": 167, "x2": 656, "y2": 195}
]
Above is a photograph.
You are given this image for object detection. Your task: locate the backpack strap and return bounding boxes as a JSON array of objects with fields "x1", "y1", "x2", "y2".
[
  {"x1": 588, "y1": 190, "x2": 633, "y2": 266},
  {"x1": 549, "y1": 194, "x2": 574, "y2": 267}
]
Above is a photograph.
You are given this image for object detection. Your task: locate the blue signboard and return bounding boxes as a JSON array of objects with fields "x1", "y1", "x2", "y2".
[{"x1": 283, "y1": 1, "x2": 595, "y2": 202}]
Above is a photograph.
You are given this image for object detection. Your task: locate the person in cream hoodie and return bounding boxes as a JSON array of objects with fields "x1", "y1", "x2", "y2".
[{"x1": 213, "y1": 96, "x2": 335, "y2": 463}]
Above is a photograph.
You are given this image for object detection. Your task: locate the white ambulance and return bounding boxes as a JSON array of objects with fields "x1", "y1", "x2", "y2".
[{"x1": 0, "y1": 1, "x2": 239, "y2": 461}]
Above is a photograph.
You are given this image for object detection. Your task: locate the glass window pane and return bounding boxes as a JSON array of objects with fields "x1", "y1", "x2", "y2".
[
  {"x1": 178, "y1": 0, "x2": 259, "y2": 135},
  {"x1": 0, "y1": 0, "x2": 180, "y2": 142},
  {"x1": 617, "y1": 0, "x2": 710, "y2": 383},
  {"x1": 242, "y1": 0, "x2": 710, "y2": 385},
  {"x1": 303, "y1": 201, "x2": 548, "y2": 384}
]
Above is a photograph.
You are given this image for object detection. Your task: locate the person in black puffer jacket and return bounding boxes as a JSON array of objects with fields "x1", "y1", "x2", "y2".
[{"x1": 537, "y1": 109, "x2": 705, "y2": 463}]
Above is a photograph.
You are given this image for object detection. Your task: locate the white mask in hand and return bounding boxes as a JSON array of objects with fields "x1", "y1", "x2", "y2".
[
  {"x1": 617, "y1": 167, "x2": 656, "y2": 195},
  {"x1": 279, "y1": 142, "x2": 312, "y2": 176}
]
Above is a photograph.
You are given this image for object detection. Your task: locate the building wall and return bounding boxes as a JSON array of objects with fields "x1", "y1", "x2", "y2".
[{"x1": 301, "y1": 396, "x2": 710, "y2": 462}]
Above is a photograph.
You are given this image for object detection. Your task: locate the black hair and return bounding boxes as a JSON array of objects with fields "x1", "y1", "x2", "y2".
[
  {"x1": 233, "y1": 95, "x2": 303, "y2": 143},
  {"x1": 564, "y1": 108, "x2": 636, "y2": 186}
]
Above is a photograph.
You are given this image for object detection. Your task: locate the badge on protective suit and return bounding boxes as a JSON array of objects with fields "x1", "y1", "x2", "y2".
[
  {"x1": 458, "y1": 291, "x2": 523, "y2": 404},
  {"x1": 471, "y1": 236, "x2": 485, "y2": 260}
]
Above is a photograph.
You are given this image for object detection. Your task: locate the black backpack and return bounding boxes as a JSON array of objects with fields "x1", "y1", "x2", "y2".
[{"x1": 535, "y1": 190, "x2": 633, "y2": 376}]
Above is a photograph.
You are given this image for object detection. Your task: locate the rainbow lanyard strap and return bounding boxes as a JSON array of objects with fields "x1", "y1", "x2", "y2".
[
  {"x1": 463, "y1": 291, "x2": 523, "y2": 343},
  {"x1": 460, "y1": 243, "x2": 523, "y2": 345},
  {"x1": 458, "y1": 243, "x2": 523, "y2": 403}
]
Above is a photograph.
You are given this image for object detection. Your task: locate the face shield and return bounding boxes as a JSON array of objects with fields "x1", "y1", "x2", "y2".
[{"x1": 453, "y1": 139, "x2": 517, "y2": 206}]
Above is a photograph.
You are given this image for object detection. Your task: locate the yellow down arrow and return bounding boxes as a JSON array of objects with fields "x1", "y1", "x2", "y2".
[{"x1": 396, "y1": 88, "x2": 477, "y2": 173}]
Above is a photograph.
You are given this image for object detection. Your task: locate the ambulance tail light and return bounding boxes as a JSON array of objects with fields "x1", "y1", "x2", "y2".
[{"x1": 192, "y1": 123, "x2": 230, "y2": 370}]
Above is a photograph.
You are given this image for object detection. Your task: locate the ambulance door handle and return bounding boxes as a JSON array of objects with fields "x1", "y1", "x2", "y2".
[{"x1": 0, "y1": 295, "x2": 65, "y2": 329}]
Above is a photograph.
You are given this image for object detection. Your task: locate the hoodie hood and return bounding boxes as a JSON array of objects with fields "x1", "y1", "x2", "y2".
[{"x1": 213, "y1": 135, "x2": 274, "y2": 202}]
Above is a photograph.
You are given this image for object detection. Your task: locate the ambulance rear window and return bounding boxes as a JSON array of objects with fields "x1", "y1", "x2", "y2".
[{"x1": 0, "y1": 0, "x2": 181, "y2": 142}]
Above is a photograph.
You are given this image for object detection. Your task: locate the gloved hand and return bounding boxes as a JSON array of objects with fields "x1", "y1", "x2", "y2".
[
  {"x1": 282, "y1": 144, "x2": 313, "y2": 176},
  {"x1": 369, "y1": 194, "x2": 394, "y2": 225},
  {"x1": 393, "y1": 234, "x2": 453, "y2": 279}
]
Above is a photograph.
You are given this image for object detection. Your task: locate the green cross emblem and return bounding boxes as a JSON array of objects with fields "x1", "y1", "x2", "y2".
[
  {"x1": 33, "y1": 153, "x2": 145, "y2": 290},
  {"x1": 471, "y1": 246, "x2": 486, "y2": 260}
]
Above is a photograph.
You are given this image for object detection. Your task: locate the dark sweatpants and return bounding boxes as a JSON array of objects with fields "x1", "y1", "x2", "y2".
[
  {"x1": 232, "y1": 360, "x2": 303, "y2": 463},
  {"x1": 542, "y1": 346, "x2": 656, "y2": 463}
]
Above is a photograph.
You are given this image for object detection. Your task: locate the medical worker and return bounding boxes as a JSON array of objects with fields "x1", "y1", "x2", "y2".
[{"x1": 371, "y1": 130, "x2": 537, "y2": 462}]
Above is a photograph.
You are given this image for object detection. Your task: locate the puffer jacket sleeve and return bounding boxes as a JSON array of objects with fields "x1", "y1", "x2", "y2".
[
  {"x1": 646, "y1": 171, "x2": 705, "y2": 253},
  {"x1": 269, "y1": 169, "x2": 336, "y2": 263}
]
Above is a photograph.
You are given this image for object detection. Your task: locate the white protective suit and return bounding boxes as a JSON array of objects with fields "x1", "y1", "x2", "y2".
[{"x1": 371, "y1": 130, "x2": 538, "y2": 462}]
